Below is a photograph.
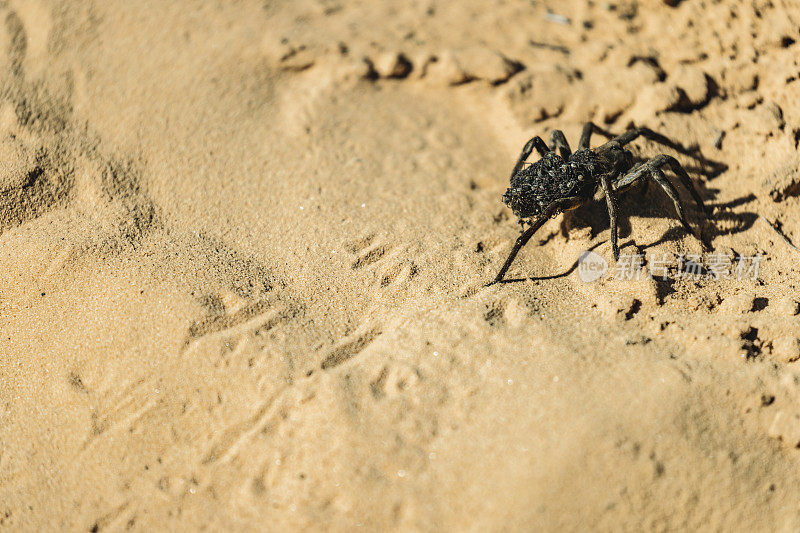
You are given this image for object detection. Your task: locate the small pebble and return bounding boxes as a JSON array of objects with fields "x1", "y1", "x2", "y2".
[
  {"x1": 373, "y1": 52, "x2": 413, "y2": 79},
  {"x1": 776, "y1": 297, "x2": 800, "y2": 316},
  {"x1": 719, "y1": 292, "x2": 756, "y2": 314},
  {"x1": 772, "y1": 335, "x2": 800, "y2": 363},
  {"x1": 428, "y1": 47, "x2": 522, "y2": 85}
]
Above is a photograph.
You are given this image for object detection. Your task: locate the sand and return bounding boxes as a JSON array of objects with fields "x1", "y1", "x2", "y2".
[{"x1": 1, "y1": 0, "x2": 800, "y2": 530}]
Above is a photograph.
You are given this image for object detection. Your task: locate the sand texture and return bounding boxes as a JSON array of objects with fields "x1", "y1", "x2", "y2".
[{"x1": 2, "y1": 0, "x2": 800, "y2": 530}]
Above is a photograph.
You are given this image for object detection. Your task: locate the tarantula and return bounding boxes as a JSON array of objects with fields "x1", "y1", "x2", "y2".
[{"x1": 491, "y1": 122, "x2": 712, "y2": 284}]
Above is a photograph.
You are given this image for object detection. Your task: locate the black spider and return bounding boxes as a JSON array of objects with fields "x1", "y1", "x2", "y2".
[{"x1": 491, "y1": 122, "x2": 713, "y2": 284}]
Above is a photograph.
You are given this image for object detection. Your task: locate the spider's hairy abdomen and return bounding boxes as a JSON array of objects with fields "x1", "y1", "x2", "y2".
[{"x1": 502, "y1": 149, "x2": 598, "y2": 219}]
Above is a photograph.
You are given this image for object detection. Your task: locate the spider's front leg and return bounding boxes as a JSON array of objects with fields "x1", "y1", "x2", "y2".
[
  {"x1": 599, "y1": 174, "x2": 620, "y2": 260},
  {"x1": 578, "y1": 122, "x2": 616, "y2": 150},
  {"x1": 549, "y1": 130, "x2": 571, "y2": 159},
  {"x1": 510, "y1": 136, "x2": 550, "y2": 178},
  {"x1": 491, "y1": 217, "x2": 548, "y2": 285},
  {"x1": 490, "y1": 196, "x2": 583, "y2": 285}
]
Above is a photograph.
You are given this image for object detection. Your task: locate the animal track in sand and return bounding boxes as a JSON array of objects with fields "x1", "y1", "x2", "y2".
[
  {"x1": 86, "y1": 501, "x2": 132, "y2": 533},
  {"x1": 481, "y1": 297, "x2": 536, "y2": 329},
  {"x1": 379, "y1": 259, "x2": 418, "y2": 288},
  {"x1": 345, "y1": 233, "x2": 418, "y2": 291},
  {"x1": 369, "y1": 363, "x2": 422, "y2": 400},
  {"x1": 183, "y1": 297, "x2": 288, "y2": 351},
  {"x1": 201, "y1": 391, "x2": 285, "y2": 465},
  {"x1": 0, "y1": 508, "x2": 11, "y2": 527},
  {"x1": 483, "y1": 302, "x2": 506, "y2": 328},
  {"x1": 320, "y1": 326, "x2": 383, "y2": 370},
  {"x1": 345, "y1": 233, "x2": 393, "y2": 270},
  {"x1": 79, "y1": 288, "x2": 292, "y2": 457},
  {"x1": 80, "y1": 378, "x2": 159, "y2": 453},
  {"x1": 0, "y1": 137, "x2": 71, "y2": 231},
  {"x1": 343, "y1": 232, "x2": 377, "y2": 254},
  {"x1": 351, "y1": 242, "x2": 391, "y2": 270}
]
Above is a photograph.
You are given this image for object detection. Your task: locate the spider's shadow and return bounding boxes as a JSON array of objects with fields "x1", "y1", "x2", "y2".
[
  {"x1": 499, "y1": 192, "x2": 759, "y2": 285},
  {"x1": 498, "y1": 240, "x2": 606, "y2": 283}
]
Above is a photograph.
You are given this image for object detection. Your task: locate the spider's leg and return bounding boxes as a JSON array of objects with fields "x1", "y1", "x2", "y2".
[
  {"x1": 615, "y1": 155, "x2": 708, "y2": 216},
  {"x1": 491, "y1": 218, "x2": 546, "y2": 285},
  {"x1": 578, "y1": 122, "x2": 616, "y2": 150},
  {"x1": 510, "y1": 136, "x2": 550, "y2": 179},
  {"x1": 614, "y1": 127, "x2": 680, "y2": 149},
  {"x1": 599, "y1": 174, "x2": 620, "y2": 261},
  {"x1": 649, "y1": 154, "x2": 710, "y2": 218},
  {"x1": 616, "y1": 158, "x2": 711, "y2": 248},
  {"x1": 549, "y1": 130, "x2": 572, "y2": 159},
  {"x1": 613, "y1": 163, "x2": 648, "y2": 191},
  {"x1": 491, "y1": 197, "x2": 583, "y2": 284},
  {"x1": 578, "y1": 123, "x2": 593, "y2": 150},
  {"x1": 612, "y1": 127, "x2": 725, "y2": 176},
  {"x1": 649, "y1": 167, "x2": 706, "y2": 245}
]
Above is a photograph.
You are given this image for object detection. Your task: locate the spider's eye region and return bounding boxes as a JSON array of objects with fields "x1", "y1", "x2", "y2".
[{"x1": 502, "y1": 183, "x2": 543, "y2": 218}]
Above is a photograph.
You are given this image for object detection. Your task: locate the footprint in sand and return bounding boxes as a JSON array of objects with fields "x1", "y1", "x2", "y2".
[
  {"x1": 345, "y1": 232, "x2": 418, "y2": 291},
  {"x1": 184, "y1": 292, "x2": 289, "y2": 352},
  {"x1": 320, "y1": 325, "x2": 382, "y2": 370}
]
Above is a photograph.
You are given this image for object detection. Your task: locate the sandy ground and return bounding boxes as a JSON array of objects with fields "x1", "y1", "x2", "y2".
[{"x1": 1, "y1": 0, "x2": 800, "y2": 530}]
